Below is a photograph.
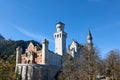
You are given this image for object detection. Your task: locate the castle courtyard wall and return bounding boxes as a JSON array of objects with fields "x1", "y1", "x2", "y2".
[{"x1": 16, "y1": 64, "x2": 60, "y2": 80}]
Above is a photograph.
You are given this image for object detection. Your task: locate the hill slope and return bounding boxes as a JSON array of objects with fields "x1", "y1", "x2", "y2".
[
  {"x1": 0, "y1": 39, "x2": 42, "y2": 59},
  {"x1": 0, "y1": 34, "x2": 5, "y2": 41}
]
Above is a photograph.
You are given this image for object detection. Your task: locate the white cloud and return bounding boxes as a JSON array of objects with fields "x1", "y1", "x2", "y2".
[{"x1": 15, "y1": 26, "x2": 54, "y2": 43}]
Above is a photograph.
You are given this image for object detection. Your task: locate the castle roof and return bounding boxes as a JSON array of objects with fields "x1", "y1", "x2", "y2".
[
  {"x1": 56, "y1": 21, "x2": 65, "y2": 25},
  {"x1": 87, "y1": 30, "x2": 93, "y2": 40}
]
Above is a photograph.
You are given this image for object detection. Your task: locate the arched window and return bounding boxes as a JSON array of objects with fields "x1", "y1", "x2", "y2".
[
  {"x1": 28, "y1": 60, "x2": 30, "y2": 64},
  {"x1": 57, "y1": 34, "x2": 59, "y2": 38},
  {"x1": 60, "y1": 34, "x2": 61, "y2": 37}
]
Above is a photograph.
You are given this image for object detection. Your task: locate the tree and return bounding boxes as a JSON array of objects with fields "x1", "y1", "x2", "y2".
[
  {"x1": 56, "y1": 46, "x2": 100, "y2": 80},
  {"x1": 57, "y1": 54, "x2": 77, "y2": 80},
  {"x1": 0, "y1": 55, "x2": 16, "y2": 80},
  {"x1": 106, "y1": 50, "x2": 120, "y2": 80},
  {"x1": 77, "y1": 46, "x2": 99, "y2": 80}
]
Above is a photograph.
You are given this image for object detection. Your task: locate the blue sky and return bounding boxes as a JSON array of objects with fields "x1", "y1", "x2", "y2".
[{"x1": 0, "y1": 0, "x2": 120, "y2": 58}]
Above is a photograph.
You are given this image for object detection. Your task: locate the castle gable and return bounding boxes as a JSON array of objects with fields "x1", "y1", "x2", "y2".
[
  {"x1": 68, "y1": 40, "x2": 83, "y2": 58},
  {"x1": 26, "y1": 42, "x2": 35, "y2": 52},
  {"x1": 20, "y1": 42, "x2": 43, "y2": 64},
  {"x1": 69, "y1": 41, "x2": 79, "y2": 51}
]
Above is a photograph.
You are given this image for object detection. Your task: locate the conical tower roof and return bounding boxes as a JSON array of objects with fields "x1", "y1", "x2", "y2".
[{"x1": 87, "y1": 30, "x2": 92, "y2": 40}]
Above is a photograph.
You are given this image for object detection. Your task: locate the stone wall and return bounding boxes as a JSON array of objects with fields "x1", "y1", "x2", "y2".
[{"x1": 16, "y1": 64, "x2": 60, "y2": 80}]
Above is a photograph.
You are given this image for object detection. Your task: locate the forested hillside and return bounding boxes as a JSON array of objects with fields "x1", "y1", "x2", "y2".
[{"x1": 0, "y1": 34, "x2": 42, "y2": 80}]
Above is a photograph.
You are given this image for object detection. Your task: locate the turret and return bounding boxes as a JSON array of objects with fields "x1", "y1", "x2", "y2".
[
  {"x1": 87, "y1": 30, "x2": 93, "y2": 51},
  {"x1": 54, "y1": 22, "x2": 67, "y2": 56},
  {"x1": 56, "y1": 22, "x2": 65, "y2": 32},
  {"x1": 42, "y1": 39, "x2": 49, "y2": 64},
  {"x1": 16, "y1": 47, "x2": 22, "y2": 64}
]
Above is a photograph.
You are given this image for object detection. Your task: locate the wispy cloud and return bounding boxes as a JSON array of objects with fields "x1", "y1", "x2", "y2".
[{"x1": 14, "y1": 26, "x2": 54, "y2": 43}]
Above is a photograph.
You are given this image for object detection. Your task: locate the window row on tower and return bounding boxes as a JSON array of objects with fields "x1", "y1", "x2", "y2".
[{"x1": 55, "y1": 34, "x2": 62, "y2": 38}]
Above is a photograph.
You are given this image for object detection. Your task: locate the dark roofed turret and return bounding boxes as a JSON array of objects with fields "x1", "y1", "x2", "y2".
[
  {"x1": 87, "y1": 30, "x2": 93, "y2": 40},
  {"x1": 87, "y1": 30, "x2": 93, "y2": 51},
  {"x1": 56, "y1": 21, "x2": 65, "y2": 32}
]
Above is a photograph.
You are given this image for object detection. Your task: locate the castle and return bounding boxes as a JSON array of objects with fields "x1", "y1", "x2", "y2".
[{"x1": 15, "y1": 22, "x2": 93, "y2": 80}]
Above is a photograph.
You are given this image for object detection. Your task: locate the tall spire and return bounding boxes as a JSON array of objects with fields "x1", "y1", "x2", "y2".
[
  {"x1": 87, "y1": 30, "x2": 92, "y2": 40},
  {"x1": 87, "y1": 30, "x2": 93, "y2": 50}
]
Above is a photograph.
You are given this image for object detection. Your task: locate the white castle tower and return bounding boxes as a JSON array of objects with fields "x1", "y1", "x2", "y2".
[
  {"x1": 54, "y1": 22, "x2": 67, "y2": 56},
  {"x1": 15, "y1": 46, "x2": 22, "y2": 73},
  {"x1": 16, "y1": 47, "x2": 22, "y2": 64},
  {"x1": 42, "y1": 39, "x2": 49, "y2": 64}
]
